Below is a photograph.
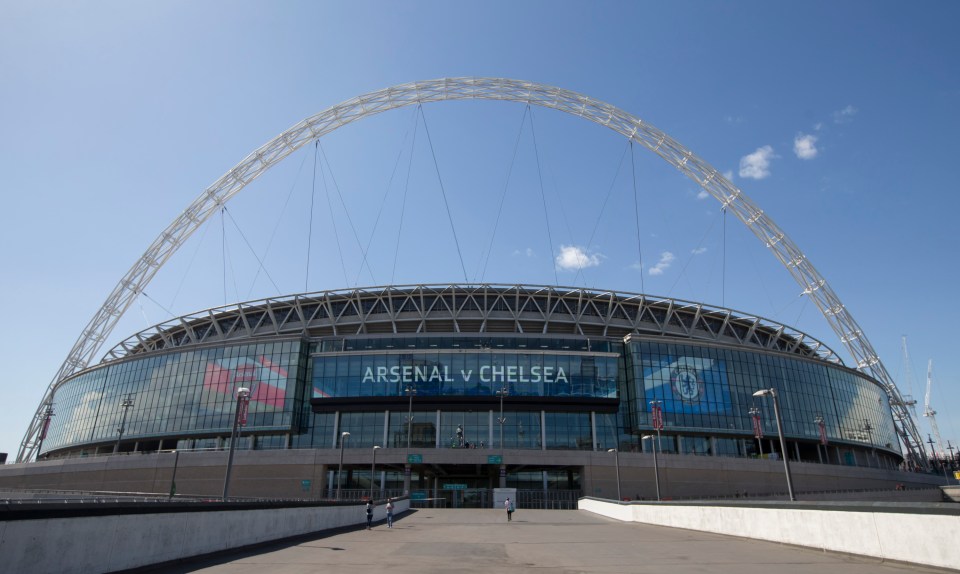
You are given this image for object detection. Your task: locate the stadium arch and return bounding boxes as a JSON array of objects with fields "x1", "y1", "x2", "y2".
[{"x1": 17, "y1": 78, "x2": 925, "y2": 465}]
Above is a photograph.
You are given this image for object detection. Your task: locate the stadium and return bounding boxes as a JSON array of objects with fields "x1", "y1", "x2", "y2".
[
  {"x1": 2, "y1": 79, "x2": 944, "y2": 503},
  {"x1": 8, "y1": 283, "x2": 930, "y2": 503}
]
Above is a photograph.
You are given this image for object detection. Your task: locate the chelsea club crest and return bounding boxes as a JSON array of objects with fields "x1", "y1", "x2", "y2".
[{"x1": 670, "y1": 366, "x2": 703, "y2": 404}]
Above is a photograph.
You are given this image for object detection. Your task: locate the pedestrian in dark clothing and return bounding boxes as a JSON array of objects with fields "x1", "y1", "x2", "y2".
[{"x1": 366, "y1": 500, "x2": 374, "y2": 530}]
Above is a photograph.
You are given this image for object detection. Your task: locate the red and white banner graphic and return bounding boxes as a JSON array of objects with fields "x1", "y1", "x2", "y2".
[
  {"x1": 651, "y1": 402, "x2": 664, "y2": 431},
  {"x1": 751, "y1": 412, "x2": 764, "y2": 439}
]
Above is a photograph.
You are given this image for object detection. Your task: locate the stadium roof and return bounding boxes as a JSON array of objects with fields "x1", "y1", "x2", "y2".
[{"x1": 102, "y1": 284, "x2": 840, "y2": 365}]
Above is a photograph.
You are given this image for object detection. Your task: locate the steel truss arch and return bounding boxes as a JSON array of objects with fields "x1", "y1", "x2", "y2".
[{"x1": 18, "y1": 77, "x2": 927, "y2": 466}]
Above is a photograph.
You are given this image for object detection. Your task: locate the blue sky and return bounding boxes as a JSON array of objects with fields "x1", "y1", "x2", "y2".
[{"x1": 1, "y1": 1, "x2": 958, "y2": 461}]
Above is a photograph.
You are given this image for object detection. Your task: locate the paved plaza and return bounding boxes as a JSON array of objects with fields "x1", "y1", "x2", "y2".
[{"x1": 159, "y1": 508, "x2": 951, "y2": 574}]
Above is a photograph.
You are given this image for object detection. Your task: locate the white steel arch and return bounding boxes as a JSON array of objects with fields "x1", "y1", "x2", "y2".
[{"x1": 17, "y1": 77, "x2": 927, "y2": 466}]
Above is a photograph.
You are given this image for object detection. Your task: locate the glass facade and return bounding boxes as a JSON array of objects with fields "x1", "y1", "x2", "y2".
[
  {"x1": 625, "y1": 339, "x2": 898, "y2": 454},
  {"x1": 40, "y1": 330, "x2": 899, "y2": 467},
  {"x1": 41, "y1": 340, "x2": 303, "y2": 454}
]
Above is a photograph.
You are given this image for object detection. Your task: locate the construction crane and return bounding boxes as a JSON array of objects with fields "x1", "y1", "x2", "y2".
[
  {"x1": 900, "y1": 336, "x2": 920, "y2": 419},
  {"x1": 924, "y1": 359, "x2": 945, "y2": 458}
]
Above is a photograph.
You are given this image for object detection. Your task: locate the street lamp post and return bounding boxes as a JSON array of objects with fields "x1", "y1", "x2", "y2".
[
  {"x1": 649, "y1": 400, "x2": 663, "y2": 453},
  {"x1": 497, "y1": 387, "x2": 508, "y2": 488},
  {"x1": 750, "y1": 407, "x2": 764, "y2": 457},
  {"x1": 948, "y1": 441, "x2": 957, "y2": 481},
  {"x1": 370, "y1": 445, "x2": 381, "y2": 501},
  {"x1": 404, "y1": 386, "x2": 416, "y2": 495},
  {"x1": 607, "y1": 448, "x2": 621, "y2": 501},
  {"x1": 36, "y1": 404, "x2": 55, "y2": 458},
  {"x1": 338, "y1": 431, "x2": 351, "y2": 500},
  {"x1": 497, "y1": 387, "x2": 508, "y2": 453},
  {"x1": 863, "y1": 419, "x2": 876, "y2": 467},
  {"x1": 814, "y1": 415, "x2": 826, "y2": 463},
  {"x1": 641, "y1": 435, "x2": 661, "y2": 501},
  {"x1": 753, "y1": 388, "x2": 795, "y2": 501},
  {"x1": 114, "y1": 395, "x2": 135, "y2": 454},
  {"x1": 222, "y1": 387, "x2": 250, "y2": 500},
  {"x1": 929, "y1": 434, "x2": 949, "y2": 483},
  {"x1": 169, "y1": 450, "x2": 180, "y2": 499}
]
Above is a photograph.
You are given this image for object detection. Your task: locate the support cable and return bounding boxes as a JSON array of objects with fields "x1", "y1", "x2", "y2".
[
  {"x1": 392, "y1": 106, "x2": 420, "y2": 284},
  {"x1": 141, "y1": 291, "x2": 177, "y2": 319},
  {"x1": 318, "y1": 145, "x2": 350, "y2": 287},
  {"x1": 533, "y1": 110, "x2": 580, "y2": 285},
  {"x1": 722, "y1": 205, "x2": 727, "y2": 307},
  {"x1": 630, "y1": 141, "x2": 645, "y2": 294},
  {"x1": 247, "y1": 147, "x2": 310, "y2": 299},
  {"x1": 305, "y1": 141, "x2": 319, "y2": 292},
  {"x1": 478, "y1": 105, "x2": 529, "y2": 282},
  {"x1": 572, "y1": 141, "x2": 631, "y2": 286},
  {"x1": 169, "y1": 217, "x2": 213, "y2": 309},
  {"x1": 223, "y1": 213, "x2": 241, "y2": 305},
  {"x1": 135, "y1": 292, "x2": 151, "y2": 327},
  {"x1": 527, "y1": 108, "x2": 560, "y2": 286},
  {"x1": 221, "y1": 207, "x2": 227, "y2": 306},
  {"x1": 318, "y1": 144, "x2": 377, "y2": 286},
  {"x1": 221, "y1": 207, "x2": 282, "y2": 294},
  {"x1": 354, "y1": 106, "x2": 419, "y2": 287},
  {"x1": 793, "y1": 289, "x2": 810, "y2": 328},
  {"x1": 419, "y1": 106, "x2": 469, "y2": 283},
  {"x1": 668, "y1": 207, "x2": 724, "y2": 297}
]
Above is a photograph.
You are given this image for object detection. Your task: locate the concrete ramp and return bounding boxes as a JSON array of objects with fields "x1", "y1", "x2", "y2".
[{"x1": 157, "y1": 508, "x2": 950, "y2": 573}]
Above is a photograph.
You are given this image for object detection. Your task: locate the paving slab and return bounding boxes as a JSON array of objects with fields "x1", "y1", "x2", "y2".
[{"x1": 158, "y1": 509, "x2": 953, "y2": 574}]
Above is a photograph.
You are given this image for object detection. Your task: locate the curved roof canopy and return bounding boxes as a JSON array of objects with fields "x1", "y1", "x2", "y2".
[{"x1": 99, "y1": 284, "x2": 839, "y2": 366}]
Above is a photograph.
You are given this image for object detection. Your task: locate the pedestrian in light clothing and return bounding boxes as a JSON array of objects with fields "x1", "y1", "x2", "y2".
[
  {"x1": 366, "y1": 500, "x2": 374, "y2": 530},
  {"x1": 386, "y1": 498, "x2": 395, "y2": 528},
  {"x1": 504, "y1": 497, "x2": 514, "y2": 521}
]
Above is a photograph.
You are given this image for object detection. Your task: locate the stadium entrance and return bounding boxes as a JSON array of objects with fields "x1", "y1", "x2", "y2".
[{"x1": 405, "y1": 464, "x2": 581, "y2": 509}]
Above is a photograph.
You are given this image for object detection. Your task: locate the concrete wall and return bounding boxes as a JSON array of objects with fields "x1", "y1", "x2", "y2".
[
  {"x1": 0, "y1": 498, "x2": 410, "y2": 574},
  {"x1": 0, "y1": 447, "x2": 947, "y2": 500},
  {"x1": 579, "y1": 497, "x2": 960, "y2": 571}
]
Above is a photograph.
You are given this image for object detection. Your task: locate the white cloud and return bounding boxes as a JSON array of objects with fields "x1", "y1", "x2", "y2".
[
  {"x1": 696, "y1": 189, "x2": 710, "y2": 200},
  {"x1": 793, "y1": 133, "x2": 818, "y2": 160},
  {"x1": 813, "y1": 122, "x2": 823, "y2": 131},
  {"x1": 691, "y1": 247, "x2": 707, "y2": 255},
  {"x1": 723, "y1": 170, "x2": 734, "y2": 181},
  {"x1": 555, "y1": 245, "x2": 601, "y2": 271},
  {"x1": 833, "y1": 105, "x2": 858, "y2": 123},
  {"x1": 648, "y1": 251, "x2": 675, "y2": 276},
  {"x1": 739, "y1": 146, "x2": 775, "y2": 180}
]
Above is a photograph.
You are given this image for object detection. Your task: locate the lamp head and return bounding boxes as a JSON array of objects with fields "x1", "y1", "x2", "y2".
[
  {"x1": 607, "y1": 448, "x2": 617, "y2": 453},
  {"x1": 236, "y1": 387, "x2": 250, "y2": 398},
  {"x1": 752, "y1": 389, "x2": 772, "y2": 397},
  {"x1": 373, "y1": 445, "x2": 381, "y2": 450},
  {"x1": 342, "y1": 431, "x2": 351, "y2": 438}
]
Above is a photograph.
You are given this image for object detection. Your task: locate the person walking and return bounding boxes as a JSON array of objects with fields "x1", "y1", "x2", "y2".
[
  {"x1": 366, "y1": 500, "x2": 374, "y2": 530},
  {"x1": 386, "y1": 498, "x2": 395, "y2": 528},
  {"x1": 504, "y1": 497, "x2": 514, "y2": 521}
]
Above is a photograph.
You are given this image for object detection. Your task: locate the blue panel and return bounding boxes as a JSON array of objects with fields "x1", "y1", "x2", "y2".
[{"x1": 642, "y1": 355, "x2": 731, "y2": 414}]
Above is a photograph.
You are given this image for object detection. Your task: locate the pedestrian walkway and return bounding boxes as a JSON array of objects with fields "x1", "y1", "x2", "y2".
[{"x1": 164, "y1": 509, "x2": 949, "y2": 573}]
